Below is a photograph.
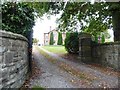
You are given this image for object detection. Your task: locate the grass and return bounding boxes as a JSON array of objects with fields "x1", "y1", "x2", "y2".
[
  {"x1": 32, "y1": 86, "x2": 45, "y2": 90},
  {"x1": 41, "y1": 45, "x2": 67, "y2": 54},
  {"x1": 36, "y1": 46, "x2": 58, "y2": 64}
]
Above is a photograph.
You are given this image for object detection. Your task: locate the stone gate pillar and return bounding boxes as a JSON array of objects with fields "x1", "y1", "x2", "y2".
[{"x1": 79, "y1": 33, "x2": 92, "y2": 63}]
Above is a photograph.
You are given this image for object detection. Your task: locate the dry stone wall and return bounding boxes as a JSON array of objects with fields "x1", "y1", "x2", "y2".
[
  {"x1": 79, "y1": 33, "x2": 120, "y2": 70},
  {"x1": 0, "y1": 30, "x2": 29, "y2": 88},
  {"x1": 92, "y1": 42, "x2": 120, "y2": 70}
]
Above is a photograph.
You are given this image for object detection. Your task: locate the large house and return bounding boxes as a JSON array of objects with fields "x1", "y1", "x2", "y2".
[{"x1": 44, "y1": 29, "x2": 66, "y2": 45}]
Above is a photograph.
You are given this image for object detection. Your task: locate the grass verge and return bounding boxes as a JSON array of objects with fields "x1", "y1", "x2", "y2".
[
  {"x1": 32, "y1": 86, "x2": 45, "y2": 90},
  {"x1": 41, "y1": 45, "x2": 67, "y2": 54}
]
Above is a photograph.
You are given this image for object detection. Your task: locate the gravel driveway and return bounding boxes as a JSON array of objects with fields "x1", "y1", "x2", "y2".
[
  {"x1": 29, "y1": 47, "x2": 80, "y2": 88},
  {"x1": 29, "y1": 46, "x2": 119, "y2": 88}
]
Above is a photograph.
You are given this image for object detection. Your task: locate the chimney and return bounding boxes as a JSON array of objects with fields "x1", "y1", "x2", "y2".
[{"x1": 50, "y1": 26, "x2": 52, "y2": 31}]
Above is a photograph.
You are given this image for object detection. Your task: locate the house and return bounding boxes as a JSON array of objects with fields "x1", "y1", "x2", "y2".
[{"x1": 44, "y1": 29, "x2": 66, "y2": 45}]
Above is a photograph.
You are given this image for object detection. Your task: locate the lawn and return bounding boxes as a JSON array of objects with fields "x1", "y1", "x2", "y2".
[{"x1": 41, "y1": 45, "x2": 67, "y2": 54}]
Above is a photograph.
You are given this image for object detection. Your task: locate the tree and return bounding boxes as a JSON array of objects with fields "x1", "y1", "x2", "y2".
[
  {"x1": 65, "y1": 32, "x2": 79, "y2": 54},
  {"x1": 2, "y1": 2, "x2": 35, "y2": 37},
  {"x1": 2, "y1": 2, "x2": 120, "y2": 41},
  {"x1": 57, "y1": 32, "x2": 63, "y2": 45},
  {"x1": 49, "y1": 32, "x2": 54, "y2": 45},
  {"x1": 33, "y1": 38, "x2": 39, "y2": 44},
  {"x1": 53, "y1": 2, "x2": 120, "y2": 41}
]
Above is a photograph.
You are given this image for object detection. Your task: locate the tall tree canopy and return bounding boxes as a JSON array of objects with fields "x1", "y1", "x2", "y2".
[
  {"x1": 2, "y1": 2, "x2": 61, "y2": 37},
  {"x1": 2, "y1": 2, "x2": 35, "y2": 37},
  {"x1": 2, "y1": 1, "x2": 120, "y2": 41},
  {"x1": 54, "y1": 2, "x2": 120, "y2": 41}
]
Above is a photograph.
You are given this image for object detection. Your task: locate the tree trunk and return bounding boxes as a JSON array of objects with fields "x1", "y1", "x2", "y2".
[{"x1": 112, "y1": 10, "x2": 120, "y2": 41}]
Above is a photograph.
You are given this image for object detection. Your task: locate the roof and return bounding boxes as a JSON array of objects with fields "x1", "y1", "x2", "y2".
[{"x1": 44, "y1": 29, "x2": 66, "y2": 34}]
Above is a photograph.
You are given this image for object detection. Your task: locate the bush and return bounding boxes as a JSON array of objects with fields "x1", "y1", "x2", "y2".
[
  {"x1": 2, "y1": 2, "x2": 35, "y2": 37},
  {"x1": 49, "y1": 32, "x2": 54, "y2": 45},
  {"x1": 101, "y1": 34, "x2": 105, "y2": 43},
  {"x1": 57, "y1": 32, "x2": 63, "y2": 45},
  {"x1": 64, "y1": 32, "x2": 79, "y2": 54}
]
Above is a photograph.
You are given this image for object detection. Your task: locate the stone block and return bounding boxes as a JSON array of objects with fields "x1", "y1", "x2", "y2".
[
  {"x1": 82, "y1": 50, "x2": 91, "y2": 57},
  {"x1": 9, "y1": 73, "x2": 16, "y2": 81},
  {"x1": 81, "y1": 38, "x2": 91, "y2": 46},
  {"x1": 81, "y1": 57, "x2": 92, "y2": 63},
  {"x1": 2, "y1": 68, "x2": 9, "y2": 79},
  {"x1": 4, "y1": 52, "x2": 14, "y2": 64},
  {"x1": 2, "y1": 38, "x2": 11, "y2": 47},
  {"x1": 12, "y1": 57, "x2": 18, "y2": 62},
  {"x1": 0, "y1": 56, "x2": 3, "y2": 63},
  {"x1": 9, "y1": 46, "x2": 18, "y2": 51},
  {"x1": 13, "y1": 52, "x2": 18, "y2": 57},
  {"x1": 2, "y1": 78, "x2": 8, "y2": 84},
  {"x1": 9, "y1": 68, "x2": 19, "y2": 75},
  {"x1": 0, "y1": 46, "x2": 7, "y2": 54},
  {"x1": 2, "y1": 83, "x2": 10, "y2": 88},
  {"x1": 82, "y1": 46, "x2": 91, "y2": 51}
]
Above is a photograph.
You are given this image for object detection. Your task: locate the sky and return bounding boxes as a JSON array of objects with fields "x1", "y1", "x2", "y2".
[
  {"x1": 33, "y1": 14, "x2": 61, "y2": 44},
  {"x1": 33, "y1": 14, "x2": 114, "y2": 45}
]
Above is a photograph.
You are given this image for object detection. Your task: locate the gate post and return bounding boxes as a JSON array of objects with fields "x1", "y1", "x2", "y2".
[
  {"x1": 79, "y1": 33, "x2": 92, "y2": 63},
  {"x1": 27, "y1": 30, "x2": 33, "y2": 74}
]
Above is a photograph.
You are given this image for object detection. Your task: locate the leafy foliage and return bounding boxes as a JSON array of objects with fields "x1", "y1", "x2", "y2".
[
  {"x1": 2, "y1": 2, "x2": 35, "y2": 37},
  {"x1": 2, "y1": 2, "x2": 120, "y2": 41},
  {"x1": 94, "y1": 35, "x2": 98, "y2": 43},
  {"x1": 54, "y1": 2, "x2": 120, "y2": 41},
  {"x1": 57, "y1": 2, "x2": 111, "y2": 33},
  {"x1": 57, "y1": 32, "x2": 63, "y2": 45},
  {"x1": 101, "y1": 34, "x2": 105, "y2": 43},
  {"x1": 65, "y1": 32, "x2": 79, "y2": 54},
  {"x1": 2, "y1": 2, "x2": 64, "y2": 37},
  {"x1": 33, "y1": 38, "x2": 39, "y2": 44},
  {"x1": 49, "y1": 32, "x2": 54, "y2": 45}
]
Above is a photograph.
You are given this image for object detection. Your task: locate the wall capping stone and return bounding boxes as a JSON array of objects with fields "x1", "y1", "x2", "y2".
[
  {"x1": 0, "y1": 30, "x2": 28, "y2": 42},
  {"x1": 92, "y1": 41, "x2": 120, "y2": 46}
]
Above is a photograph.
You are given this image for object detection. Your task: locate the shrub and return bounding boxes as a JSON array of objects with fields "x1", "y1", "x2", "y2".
[
  {"x1": 57, "y1": 32, "x2": 63, "y2": 45},
  {"x1": 101, "y1": 34, "x2": 105, "y2": 43},
  {"x1": 49, "y1": 32, "x2": 54, "y2": 45},
  {"x1": 2, "y1": 2, "x2": 35, "y2": 37},
  {"x1": 64, "y1": 32, "x2": 79, "y2": 54}
]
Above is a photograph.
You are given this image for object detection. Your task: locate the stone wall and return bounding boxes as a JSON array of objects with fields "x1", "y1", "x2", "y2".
[
  {"x1": 79, "y1": 33, "x2": 120, "y2": 70},
  {"x1": 92, "y1": 42, "x2": 120, "y2": 70},
  {"x1": 0, "y1": 30, "x2": 29, "y2": 88}
]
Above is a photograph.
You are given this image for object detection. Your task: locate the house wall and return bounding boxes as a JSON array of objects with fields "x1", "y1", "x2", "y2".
[
  {"x1": 44, "y1": 30, "x2": 66, "y2": 45},
  {"x1": 0, "y1": 30, "x2": 29, "y2": 88},
  {"x1": 62, "y1": 33, "x2": 66, "y2": 45},
  {"x1": 44, "y1": 33, "x2": 49, "y2": 45},
  {"x1": 53, "y1": 30, "x2": 58, "y2": 45}
]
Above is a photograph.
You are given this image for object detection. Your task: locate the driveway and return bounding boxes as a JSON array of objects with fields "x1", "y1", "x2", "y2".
[{"x1": 28, "y1": 46, "x2": 119, "y2": 88}]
